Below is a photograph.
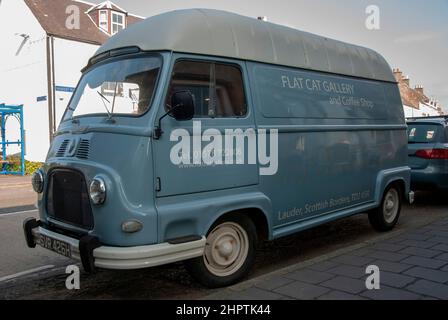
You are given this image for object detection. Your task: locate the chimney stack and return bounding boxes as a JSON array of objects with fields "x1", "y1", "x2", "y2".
[
  {"x1": 415, "y1": 85, "x2": 424, "y2": 96},
  {"x1": 393, "y1": 68, "x2": 403, "y2": 82},
  {"x1": 402, "y1": 75, "x2": 410, "y2": 87}
]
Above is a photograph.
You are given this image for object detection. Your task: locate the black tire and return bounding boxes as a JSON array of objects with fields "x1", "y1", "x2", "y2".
[
  {"x1": 184, "y1": 214, "x2": 257, "y2": 288},
  {"x1": 369, "y1": 184, "x2": 402, "y2": 232}
]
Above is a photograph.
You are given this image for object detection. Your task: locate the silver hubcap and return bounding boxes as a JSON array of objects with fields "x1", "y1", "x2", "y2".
[
  {"x1": 383, "y1": 189, "x2": 399, "y2": 224},
  {"x1": 204, "y1": 222, "x2": 249, "y2": 277}
]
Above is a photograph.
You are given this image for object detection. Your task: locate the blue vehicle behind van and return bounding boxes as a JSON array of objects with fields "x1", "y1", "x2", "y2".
[
  {"x1": 24, "y1": 9, "x2": 413, "y2": 288},
  {"x1": 407, "y1": 116, "x2": 448, "y2": 191}
]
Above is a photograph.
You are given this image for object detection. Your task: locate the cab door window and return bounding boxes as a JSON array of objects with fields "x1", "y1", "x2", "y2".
[{"x1": 166, "y1": 60, "x2": 247, "y2": 118}]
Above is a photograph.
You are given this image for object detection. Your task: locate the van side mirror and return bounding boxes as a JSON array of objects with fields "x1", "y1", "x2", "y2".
[
  {"x1": 170, "y1": 91, "x2": 195, "y2": 121},
  {"x1": 154, "y1": 91, "x2": 195, "y2": 140}
]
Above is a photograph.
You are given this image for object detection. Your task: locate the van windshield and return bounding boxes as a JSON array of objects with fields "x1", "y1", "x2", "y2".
[
  {"x1": 407, "y1": 123, "x2": 441, "y2": 144},
  {"x1": 63, "y1": 55, "x2": 161, "y2": 121}
]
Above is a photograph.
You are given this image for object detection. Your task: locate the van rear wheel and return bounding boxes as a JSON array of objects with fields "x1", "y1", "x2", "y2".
[
  {"x1": 184, "y1": 214, "x2": 257, "y2": 288},
  {"x1": 369, "y1": 184, "x2": 402, "y2": 232}
]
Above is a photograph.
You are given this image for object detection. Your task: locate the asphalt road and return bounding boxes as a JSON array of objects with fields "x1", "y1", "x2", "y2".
[{"x1": 0, "y1": 192, "x2": 447, "y2": 300}]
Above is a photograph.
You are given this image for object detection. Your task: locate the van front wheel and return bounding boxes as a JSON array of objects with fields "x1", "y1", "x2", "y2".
[
  {"x1": 184, "y1": 215, "x2": 257, "y2": 288},
  {"x1": 369, "y1": 185, "x2": 402, "y2": 232}
]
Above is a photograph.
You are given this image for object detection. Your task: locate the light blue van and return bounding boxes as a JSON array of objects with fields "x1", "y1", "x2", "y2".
[{"x1": 23, "y1": 9, "x2": 413, "y2": 288}]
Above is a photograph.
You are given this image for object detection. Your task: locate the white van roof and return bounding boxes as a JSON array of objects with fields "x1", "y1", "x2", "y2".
[{"x1": 95, "y1": 9, "x2": 396, "y2": 83}]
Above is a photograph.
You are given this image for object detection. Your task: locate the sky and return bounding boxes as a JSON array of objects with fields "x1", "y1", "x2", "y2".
[{"x1": 91, "y1": 0, "x2": 448, "y2": 109}]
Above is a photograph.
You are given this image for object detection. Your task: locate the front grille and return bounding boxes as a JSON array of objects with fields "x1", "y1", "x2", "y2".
[
  {"x1": 76, "y1": 139, "x2": 90, "y2": 159},
  {"x1": 46, "y1": 169, "x2": 93, "y2": 230}
]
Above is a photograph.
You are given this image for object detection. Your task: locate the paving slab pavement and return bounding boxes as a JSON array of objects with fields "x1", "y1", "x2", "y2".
[
  {"x1": 0, "y1": 175, "x2": 35, "y2": 211},
  {"x1": 206, "y1": 216, "x2": 448, "y2": 300}
]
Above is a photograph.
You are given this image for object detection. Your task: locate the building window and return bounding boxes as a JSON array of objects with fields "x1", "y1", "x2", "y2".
[
  {"x1": 101, "y1": 81, "x2": 124, "y2": 97},
  {"x1": 99, "y1": 10, "x2": 108, "y2": 32},
  {"x1": 166, "y1": 60, "x2": 247, "y2": 118},
  {"x1": 112, "y1": 12, "x2": 125, "y2": 34}
]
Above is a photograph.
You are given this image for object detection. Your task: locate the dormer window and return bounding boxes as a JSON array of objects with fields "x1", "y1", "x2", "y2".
[
  {"x1": 111, "y1": 12, "x2": 126, "y2": 34},
  {"x1": 99, "y1": 10, "x2": 108, "y2": 32},
  {"x1": 86, "y1": 1, "x2": 130, "y2": 35}
]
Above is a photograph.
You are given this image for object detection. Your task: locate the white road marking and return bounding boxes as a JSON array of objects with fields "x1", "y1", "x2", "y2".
[
  {"x1": 0, "y1": 265, "x2": 55, "y2": 283},
  {"x1": 0, "y1": 184, "x2": 30, "y2": 190},
  {"x1": 0, "y1": 209, "x2": 38, "y2": 217}
]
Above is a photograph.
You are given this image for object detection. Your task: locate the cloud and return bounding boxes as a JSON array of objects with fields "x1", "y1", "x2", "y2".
[{"x1": 394, "y1": 32, "x2": 443, "y2": 44}]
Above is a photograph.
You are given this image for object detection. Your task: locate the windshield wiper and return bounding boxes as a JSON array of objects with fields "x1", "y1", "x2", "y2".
[
  {"x1": 97, "y1": 91, "x2": 113, "y2": 119},
  {"x1": 111, "y1": 82, "x2": 119, "y2": 115},
  {"x1": 97, "y1": 90, "x2": 110, "y2": 104}
]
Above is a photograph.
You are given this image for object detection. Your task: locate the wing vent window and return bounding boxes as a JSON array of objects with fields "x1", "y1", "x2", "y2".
[
  {"x1": 56, "y1": 140, "x2": 69, "y2": 157},
  {"x1": 76, "y1": 140, "x2": 90, "y2": 160}
]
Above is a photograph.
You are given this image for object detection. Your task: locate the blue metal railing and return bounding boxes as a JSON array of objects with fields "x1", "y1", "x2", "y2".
[{"x1": 0, "y1": 103, "x2": 25, "y2": 176}]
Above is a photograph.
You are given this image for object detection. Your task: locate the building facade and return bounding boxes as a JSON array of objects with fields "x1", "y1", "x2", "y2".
[
  {"x1": 0, "y1": 0, "x2": 143, "y2": 161},
  {"x1": 393, "y1": 68, "x2": 444, "y2": 118}
]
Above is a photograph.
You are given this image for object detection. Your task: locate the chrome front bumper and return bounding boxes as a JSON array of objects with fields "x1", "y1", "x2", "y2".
[{"x1": 24, "y1": 219, "x2": 205, "y2": 271}]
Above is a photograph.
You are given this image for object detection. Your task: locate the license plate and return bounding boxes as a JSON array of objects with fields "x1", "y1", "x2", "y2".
[{"x1": 37, "y1": 234, "x2": 72, "y2": 258}]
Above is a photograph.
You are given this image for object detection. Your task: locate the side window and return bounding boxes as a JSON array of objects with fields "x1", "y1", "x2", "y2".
[{"x1": 166, "y1": 60, "x2": 247, "y2": 118}]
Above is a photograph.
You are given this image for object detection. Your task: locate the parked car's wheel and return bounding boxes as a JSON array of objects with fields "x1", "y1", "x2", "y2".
[
  {"x1": 184, "y1": 214, "x2": 257, "y2": 288},
  {"x1": 369, "y1": 184, "x2": 402, "y2": 232}
]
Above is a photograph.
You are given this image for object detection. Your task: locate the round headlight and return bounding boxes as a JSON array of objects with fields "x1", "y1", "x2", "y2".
[
  {"x1": 89, "y1": 177, "x2": 106, "y2": 205},
  {"x1": 31, "y1": 170, "x2": 44, "y2": 193}
]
